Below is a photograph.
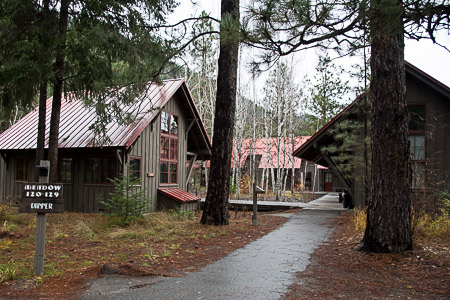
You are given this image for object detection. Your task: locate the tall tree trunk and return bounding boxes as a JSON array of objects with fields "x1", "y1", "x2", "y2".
[
  {"x1": 200, "y1": 0, "x2": 239, "y2": 225},
  {"x1": 34, "y1": 0, "x2": 50, "y2": 181},
  {"x1": 48, "y1": 0, "x2": 69, "y2": 183},
  {"x1": 34, "y1": 81, "x2": 47, "y2": 181},
  {"x1": 360, "y1": 0, "x2": 412, "y2": 253}
]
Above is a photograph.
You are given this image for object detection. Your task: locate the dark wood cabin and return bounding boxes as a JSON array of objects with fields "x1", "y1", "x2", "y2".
[
  {"x1": 0, "y1": 79, "x2": 212, "y2": 213},
  {"x1": 293, "y1": 62, "x2": 450, "y2": 207}
]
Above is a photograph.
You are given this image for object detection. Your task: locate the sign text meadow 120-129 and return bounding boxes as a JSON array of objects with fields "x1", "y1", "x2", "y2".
[{"x1": 22, "y1": 184, "x2": 63, "y2": 199}]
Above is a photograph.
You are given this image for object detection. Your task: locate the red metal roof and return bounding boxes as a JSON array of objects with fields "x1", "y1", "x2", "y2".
[
  {"x1": 0, "y1": 79, "x2": 192, "y2": 150},
  {"x1": 157, "y1": 187, "x2": 200, "y2": 203},
  {"x1": 231, "y1": 137, "x2": 311, "y2": 169}
]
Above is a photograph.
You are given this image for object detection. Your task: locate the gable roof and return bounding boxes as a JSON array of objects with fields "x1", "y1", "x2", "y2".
[
  {"x1": 0, "y1": 79, "x2": 212, "y2": 158},
  {"x1": 293, "y1": 61, "x2": 450, "y2": 166},
  {"x1": 232, "y1": 136, "x2": 312, "y2": 169},
  {"x1": 405, "y1": 61, "x2": 450, "y2": 98}
]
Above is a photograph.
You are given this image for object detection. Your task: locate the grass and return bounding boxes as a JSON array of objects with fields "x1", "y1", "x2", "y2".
[
  {"x1": 351, "y1": 205, "x2": 450, "y2": 244},
  {"x1": 0, "y1": 204, "x2": 268, "y2": 283}
]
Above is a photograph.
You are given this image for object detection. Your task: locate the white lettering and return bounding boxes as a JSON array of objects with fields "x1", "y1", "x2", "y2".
[
  {"x1": 53, "y1": 185, "x2": 61, "y2": 191},
  {"x1": 30, "y1": 203, "x2": 55, "y2": 210}
]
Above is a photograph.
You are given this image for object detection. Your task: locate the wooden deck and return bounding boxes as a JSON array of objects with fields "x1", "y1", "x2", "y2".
[
  {"x1": 200, "y1": 198, "x2": 308, "y2": 211},
  {"x1": 200, "y1": 193, "x2": 343, "y2": 211}
]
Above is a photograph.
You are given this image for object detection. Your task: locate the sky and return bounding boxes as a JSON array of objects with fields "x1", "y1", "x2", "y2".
[{"x1": 170, "y1": 0, "x2": 450, "y2": 88}]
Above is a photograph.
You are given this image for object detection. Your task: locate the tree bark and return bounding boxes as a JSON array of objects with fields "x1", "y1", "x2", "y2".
[
  {"x1": 34, "y1": 0, "x2": 50, "y2": 181},
  {"x1": 200, "y1": 0, "x2": 239, "y2": 225},
  {"x1": 48, "y1": 0, "x2": 70, "y2": 183},
  {"x1": 360, "y1": 0, "x2": 412, "y2": 252},
  {"x1": 34, "y1": 81, "x2": 47, "y2": 181}
]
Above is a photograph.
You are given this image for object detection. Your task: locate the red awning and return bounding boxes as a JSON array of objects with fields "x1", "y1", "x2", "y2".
[{"x1": 157, "y1": 188, "x2": 200, "y2": 203}]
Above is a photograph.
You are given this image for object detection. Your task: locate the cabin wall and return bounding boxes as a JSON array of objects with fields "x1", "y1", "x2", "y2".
[
  {"x1": 0, "y1": 149, "x2": 116, "y2": 213},
  {"x1": 0, "y1": 158, "x2": 5, "y2": 202},
  {"x1": 406, "y1": 76, "x2": 450, "y2": 191},
  {"x1": 0, "y1": 151, "x2": 34, "y2": 204},
  {"x1": 128, "y1": 93, "x2": 188, "y2": 212}
]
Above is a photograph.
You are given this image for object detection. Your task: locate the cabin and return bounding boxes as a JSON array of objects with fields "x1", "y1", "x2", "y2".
[
  {"x1": 293, "y1": 62, "x2": 450, "y2": 207},
  {"x1": 0, "y1": 79, "x2": 212, "y2": 213},
  {"x1": 231, "y1": 137, "x2": 338, "y2": 192}
]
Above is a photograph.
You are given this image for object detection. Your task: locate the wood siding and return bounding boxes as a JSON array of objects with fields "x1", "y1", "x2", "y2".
[
  {"x1": 406, "y1": 75, "x2": 450, "y2": 190},
  {"x1": 128, "y1": 93, "x2": 188, "y2": 212},
  {"x1": 0, "y1": 150, "x2": 34, "y2": 204}
]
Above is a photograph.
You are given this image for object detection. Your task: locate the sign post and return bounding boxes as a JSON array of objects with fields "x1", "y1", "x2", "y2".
[
  {"x1": 252, "y1": 170, "x2": 265, "y2": 226},
  {"x1": 19, "y1": 161, "x2": 64, "y2": 275}
]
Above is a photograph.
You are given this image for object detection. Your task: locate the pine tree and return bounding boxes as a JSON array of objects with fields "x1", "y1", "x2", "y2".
[
  {"x1": 201, "y1": 0, "x2": 240, "y2": 225},
  {"x1": 101, "y1": 165, "x2": 150, "y2": 225},
  {"x1": 242, "y1": 0, "x2": 448, "y2": 252}
]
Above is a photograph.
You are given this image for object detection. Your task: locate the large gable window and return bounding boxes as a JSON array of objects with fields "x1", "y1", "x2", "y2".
[
  {"x1": 160, "y1": 111, "x2": 178, "y2": 184},
  {"x1": 408, "y1": 104, "x2": 426, "y2": 188}
]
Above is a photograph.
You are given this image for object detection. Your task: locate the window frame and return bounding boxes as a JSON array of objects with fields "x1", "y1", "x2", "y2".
[
  {"x1": 84, "y1": 156, "x2": 117, "y2": 185},
  {"x1": 129, "y1": 156, "x2": 142, "y2": 184},
  {"x1": 160, "y1": 111, "x2": 179, "y2": 185},
  {"x1": 59, "y1": 157, "x2": 73, "y2": 183},
  {"x1": 15, "y1": 157, "x2": 29, "y2": 182},
  {"x1": 408, "y1": 104, "x2": 427, "y2": 189}
]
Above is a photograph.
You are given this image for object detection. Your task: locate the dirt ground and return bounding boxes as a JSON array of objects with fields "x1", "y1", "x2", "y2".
[
  {"x1": 1, "y1": 209, "x2": 449, "y2": 299},
  {"x1": 0, "y1": 210, "x2": 289, "y2": 299},
  {"x1": 286, "y1": 211, "x2": 450, "y2": 300}
]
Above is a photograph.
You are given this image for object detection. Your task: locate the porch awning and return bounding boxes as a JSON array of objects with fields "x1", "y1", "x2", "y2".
[{"x1": 157, "y1": 187, "x2": 200, "y2": 203}]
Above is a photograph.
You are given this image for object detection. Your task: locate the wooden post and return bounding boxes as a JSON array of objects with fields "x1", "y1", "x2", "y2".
[
  {"x1": 252, "y1": 170, "x2": 265, "y2": 226},
  {"x1": 34, "y1": 160, "x2": 49, "y2": 275},
  {"x1": 252, "y1": 181, "x2": 258, "y2": 226}
]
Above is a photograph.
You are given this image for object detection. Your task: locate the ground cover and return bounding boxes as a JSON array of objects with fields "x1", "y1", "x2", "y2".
[
  {"x1": 0, "y1": 205, "x2": 289, "y2": 299},
  {"x1": 286, "y1": 211, "x2": 450, "y2": 299}
]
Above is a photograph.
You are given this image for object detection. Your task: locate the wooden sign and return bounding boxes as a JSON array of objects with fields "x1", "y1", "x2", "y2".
[{"x1": 19, "y1": 183, "x2": 64, "y2": 213}]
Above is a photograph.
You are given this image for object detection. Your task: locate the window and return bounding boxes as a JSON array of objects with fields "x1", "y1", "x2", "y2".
[
  {"x1": 160, "y1": 111, "x2": 178, "y2": 184},
  {"x1": 59, "y1": 157, "x2": 73, "y2": 183},
  {"x1": 129, "y1": 157, "x2": 141, "y2": 183},
  {"x1": 408, "y1": 136, "x2": 425, "y2": 160},
  {"x1": 408, "y1": 104, "x2": 426, "y2": 188},
  {"x1": 85, "y1": 157, "x2": 117, "y2": 184},
  {"x1": 408, "y1": 105, "x2": 425, "y2": 131},
  {"x1": 16, "y1": 158, "x2": 28, "y2": 181}
]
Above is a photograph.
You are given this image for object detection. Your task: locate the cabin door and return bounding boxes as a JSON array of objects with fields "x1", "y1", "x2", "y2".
[{"x1": 324, "y1": 173, "x2": 333, "y2": 192}]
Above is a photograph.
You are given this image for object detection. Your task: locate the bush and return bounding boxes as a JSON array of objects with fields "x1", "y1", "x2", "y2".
[
  {"x1": 101, "y1": 165, "x2": 150, "y2": 225},
  {"x1": 352, "y1": 207, "x2": 367, "y2": 235},
  {"x1": 412, "y1": 190, "x2": 450, "y2": 242}
]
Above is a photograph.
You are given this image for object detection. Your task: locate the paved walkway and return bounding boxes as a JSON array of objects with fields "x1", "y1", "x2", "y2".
[
  {"x1": 82, "y1": 194, "x2": 342, "y2": 300},
  {"x1": 303, "y1": 192, "x2": 346, "y2": 211}
]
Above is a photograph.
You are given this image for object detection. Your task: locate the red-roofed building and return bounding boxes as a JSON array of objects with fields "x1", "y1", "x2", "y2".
[
  {"x1": 230, "y1": 136, "x2": 339, "y2": 192},
  {"x1": 0, "y1": 79, "x2": 211, "y2": 212}
]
